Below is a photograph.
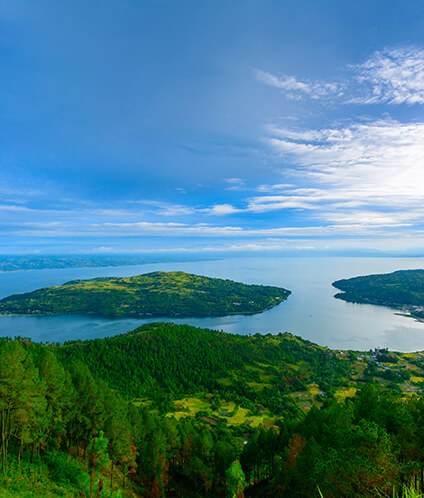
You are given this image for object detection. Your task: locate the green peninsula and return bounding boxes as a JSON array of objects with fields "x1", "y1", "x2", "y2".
[
  {"x1": 0, "y1": 270, "x2": 290, "y2": 318},
  {"x1": 333, "y1": 269, "x2": 424, "y2": 319}
]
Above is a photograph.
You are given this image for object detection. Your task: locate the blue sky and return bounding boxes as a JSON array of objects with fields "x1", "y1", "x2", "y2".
[{"x1": 1, "y1": 0, "x2": 424, "y2": 255}]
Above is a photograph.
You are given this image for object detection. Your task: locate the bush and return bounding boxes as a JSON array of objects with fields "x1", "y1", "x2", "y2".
[{"x1": 44, "y1": 451, "x2": 86, "y2": 487}]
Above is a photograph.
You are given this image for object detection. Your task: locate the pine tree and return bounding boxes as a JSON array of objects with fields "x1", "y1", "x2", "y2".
[
  {"x1": 0, "y1": 341, "x2": 46, "y2": 472},
  {"x1": 226, "y1": 460, "x2": 246, "y2": 498}
]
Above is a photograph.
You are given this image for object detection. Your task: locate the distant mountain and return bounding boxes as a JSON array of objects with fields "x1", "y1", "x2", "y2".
[{"x1": 0, "y1": 254, "x2": 210, "y2": 272}]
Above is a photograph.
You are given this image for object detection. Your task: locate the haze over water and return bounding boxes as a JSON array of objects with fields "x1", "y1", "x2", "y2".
[{"x1": 0, "y1": 256, "x2": 424, "y2": 352}]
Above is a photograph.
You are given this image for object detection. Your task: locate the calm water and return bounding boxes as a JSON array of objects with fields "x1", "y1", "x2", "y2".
[{"x1": 1, "y1": 257, "x2": 424, "y2": 351}]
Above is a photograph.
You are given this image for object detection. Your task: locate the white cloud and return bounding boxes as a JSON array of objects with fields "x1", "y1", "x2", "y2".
[
  {"x1": 0, "y1": 204, "x2": 34, "y2": 212},
  {"x1": 322, "y1": 211, "x2": 415, "y2": 227},
  {"x1": 255, "y1": 69, "x2": 343, "y2": 100},
  {"x1": 134, "y1": 200, "x2": 195, "y2": 216},
  {"x1": 76, "y1": 236, "x2": 424, "y2": 254},
  {"x1": 263, "y1": 119, "x2": 424, "y2": 227},
  {"x1": 205, "y1": 204, "x2": 240, "y2": 215},
  {"x1": 269, "y1": 120, "x2": 424, "y2": 197},
  {"x1": 352, "y1": 47, "x2": 424, "y2": 105},
  {"x1": 224, "y1": 177, "x2": 244, "y2": 184},
  {"x1": 256, "y1": 46, "x2": 424, "y2": 106},
  {"x1": 257, "y1": 183, "x2": 295, "y2": 192},
  {"x1": 206, "y1": 118, "x2": 424, "y2": 230},
  {"x1": 245, "y1": 195, "x2": 318, "y2": 212},
  {"x1": 224, "y1": 178, "x2": 246, "y2": 191},
  {"x1": 95, "y1": 246, "x2": 115, "y2": 253},
  {"x1": 9, "y1": 219, "x2": 394, "y2": 239}
]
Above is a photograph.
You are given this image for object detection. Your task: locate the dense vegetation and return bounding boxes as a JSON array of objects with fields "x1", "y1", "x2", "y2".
[
  {"x1": 0, "y1": 271, "x2": 290, "y2": 318},
  {"x1": 57, "y1": 323, "x2": 348, "y2": 414},
  {"x1": 3, "y1": 324, "x2": 424, "y2": 496},
  {"x1": 0, "y1": 336, "x2": 243, "y2": 497},
  {"x1": 333, "y1": 269, "x2": 424, "y2": 318}
]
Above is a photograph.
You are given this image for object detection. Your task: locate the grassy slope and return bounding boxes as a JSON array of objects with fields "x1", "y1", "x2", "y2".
[{"x1": 0, "y1": 271, "x2": 290, "y2": 318}]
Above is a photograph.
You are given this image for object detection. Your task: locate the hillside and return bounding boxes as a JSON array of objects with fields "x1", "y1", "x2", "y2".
[
  {"x1": 56, "y1": 323, "x2": 349, "y2": 414},
  {"x1": 3, "y1": 323, "x2": 424, "y2": 496},
  {"x1": 0, "y1": 270, "x2": 290, "y2": 318},
  {"x1": 333, "y1": 269, "x2": 424, "y2": 318}
]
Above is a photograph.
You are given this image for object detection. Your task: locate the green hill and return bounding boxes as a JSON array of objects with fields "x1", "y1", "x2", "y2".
[
  {"x1": 333, "y1": 269, "x2": 424, "y2": 318},
  {"x1": 56, "y1": 322, "x2": 348, "y2": 411},
  {"x1": 3, "y1": 323, "x2": 424, "y2": 496},
  {"x1": 0, "y1": 270, "x2": 290, "y2": 318}
]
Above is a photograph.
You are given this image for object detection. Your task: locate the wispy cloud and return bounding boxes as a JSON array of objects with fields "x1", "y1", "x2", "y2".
[
  {"x1": 257, "y1": 183, "x2": 295, "y2": 192},
  {"x1": 255, "y1": 69, "x2": 343, "y2": 100},
  {"x1": 197, "y1": 118, "x2": 424, "y2": 237},
  {"x1": 351, "y1": 46, "x2": 424, "y2": 105},
  {"x1": 268, "y1": 119, "x2": 424, "y2": 198},
  {"x1": 4, "y1": 218, "x2": 401, "y2": 239},
  {"x1": 224, "y1": 178, "x2": 246, "y2": 191},
  {"x1": 133, "y1": 200, "x2": 195, "y2": 216},
  {"x1": 259, "y1": 119, "x2": 424, "y2": 227},
  {"x1": 256, "y1": 46, "x2": 424, "y2": 105}
]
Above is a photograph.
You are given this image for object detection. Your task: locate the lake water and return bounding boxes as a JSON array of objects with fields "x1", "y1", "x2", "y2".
[{"x1": 1, "y1": 256, "x2": 424, "y2": 352}]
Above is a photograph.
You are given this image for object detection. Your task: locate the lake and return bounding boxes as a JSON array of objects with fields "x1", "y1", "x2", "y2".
[{"x1": 1, "y1": 256, "x2": 424, "y2": 351}]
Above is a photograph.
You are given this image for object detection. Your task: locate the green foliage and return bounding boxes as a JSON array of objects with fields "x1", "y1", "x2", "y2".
[
  {"x1": 0, "y1": 456, "x2": 79, "y2": 497},
  {"x1": 43, "y1": 451, "x2": 87, "y2": 487},
  {"x1": 0, "y1": 339, "x2": 135, "y2": 497},
  {"x1": 56, "y1": 323, "x2": 348, "y2": 413},
  {"x1": 0, "y1": 341, "x2": 47, "y2": 473},
  {"x1": 226, "y1": 460, "x2": 246, "y2": 497},
  {"x1": 0, "y1": 334, "x2": 246, "y2": 497},
  {"x1": 241, "y1": 382, "x2": 424, "y2": 497},
  {"x1": 86, "y1": 432, "x2": 110, "y2": 498},
  {"x1": 0, "y1": 271, "x2": 290, "y2": 318},
  {"x1": 333, "y1": 269, "x2": 424, "y2": 309},
  {"x1": 4, "y1": 324, "x2": 424, "y2": 497}
]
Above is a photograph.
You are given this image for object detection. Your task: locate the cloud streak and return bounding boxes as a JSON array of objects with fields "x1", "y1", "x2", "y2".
[
  {"x1": 202, "y1": 118, "x2": 424, "y2": 238},
  {"x1": 268, "y1": 120, "x2": 424, "y2": 198},
  {"x1": 255, "y1": 119, "x2": 424, "y2": 228},
  {"x1": 255, "y1": 69, "x2": 343, "y2": 100},
  {"x1": 2, "y1": 218, "x2": 405, "y2": 239},
  {"x1": 256, "y1": 46, "x2": 424, "y2": 105}
]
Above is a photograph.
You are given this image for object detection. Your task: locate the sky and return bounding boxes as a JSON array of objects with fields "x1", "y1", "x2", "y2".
[{"x1": 1, "y1": 0, "x2": 424, "y2": 255}]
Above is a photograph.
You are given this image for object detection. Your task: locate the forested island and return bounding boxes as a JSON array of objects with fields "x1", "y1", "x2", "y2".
[
  {"x1": 3, "y1": 323, "x2": 424, "y2": 497},
  {"x1": 0, "y1": 271, "x2": 290, "y2": 318},
  {"x1": 333, "y1": 269, "x2": 424, "y2": 320}
]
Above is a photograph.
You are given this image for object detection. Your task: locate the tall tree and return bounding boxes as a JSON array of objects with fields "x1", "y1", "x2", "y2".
[
  {"x1": 226, "y1": 460, "x2": 246, "y2": 498},
  {"x1": 0, "y1": 341, "x2": 46, "y2": 472}
]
